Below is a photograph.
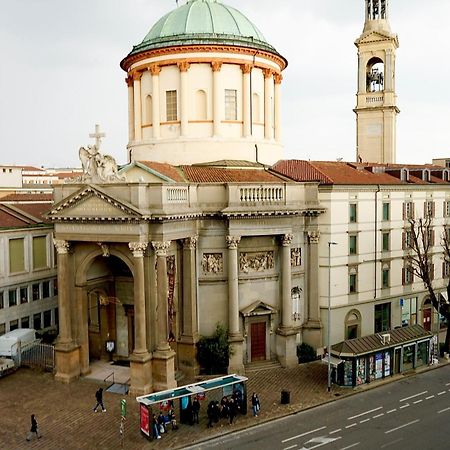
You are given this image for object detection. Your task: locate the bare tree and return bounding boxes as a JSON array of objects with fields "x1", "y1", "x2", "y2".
[{"x1": 407, "y1": 216, "x2": 450, "y2": 353}]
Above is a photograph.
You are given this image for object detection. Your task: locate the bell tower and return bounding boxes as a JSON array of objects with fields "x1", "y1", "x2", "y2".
[{"x1": 354, "y1": 0, "x2": 399, "y2": 164}]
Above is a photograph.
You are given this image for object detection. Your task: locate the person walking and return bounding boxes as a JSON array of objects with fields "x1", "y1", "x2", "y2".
[
  {"x1": 251, "y1": 392, "x2": 260, "y2": 417},
  {"x1": 26, "y1": 414, "x2": 41, "y2": 441},
  {"x1": 206, "y1": 401, "x2": 215, "y2": 428},
  {"x1": 151, "y1": 414, "x2": 161, "y2": 440},
  {"x1": 228, "y1": 398, "x2": 237, "y2": 425},
  {"x1": 93, "y1": 387, "x2": 106, "y2": 412},
  {"x1": 192, "y1": 397, "x2": 200, "y2": 424}
]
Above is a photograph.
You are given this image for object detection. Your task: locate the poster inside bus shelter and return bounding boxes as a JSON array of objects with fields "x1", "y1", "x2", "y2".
[{"x1": 140, "y1": 403, "x2": 150, "y2": 436}]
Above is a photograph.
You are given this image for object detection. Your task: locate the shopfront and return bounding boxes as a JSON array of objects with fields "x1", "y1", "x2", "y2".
[{"x1": 330, "y1": 325, "x2": 433, "y2": 387}]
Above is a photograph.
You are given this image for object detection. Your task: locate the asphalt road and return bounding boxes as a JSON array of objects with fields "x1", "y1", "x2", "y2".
[{"x1": 188, "y1": 365, "x2": 450, "y2": 450}]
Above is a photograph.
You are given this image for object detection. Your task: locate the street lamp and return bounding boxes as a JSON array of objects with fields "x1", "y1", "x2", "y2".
[{"x1": 328, "y1": 241, "x2": 338, "y2": 392}]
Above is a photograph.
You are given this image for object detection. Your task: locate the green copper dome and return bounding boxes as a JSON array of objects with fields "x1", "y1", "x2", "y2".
[{"x1": 125, "y1": 0, "x2": 281, "y2": 59}]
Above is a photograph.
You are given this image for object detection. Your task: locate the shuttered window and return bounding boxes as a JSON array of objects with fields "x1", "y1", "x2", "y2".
[{"x1": 9, "y1": 238, "x2": 25, "y2": 273}]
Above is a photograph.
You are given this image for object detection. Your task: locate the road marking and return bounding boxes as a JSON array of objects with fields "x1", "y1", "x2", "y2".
[
  {"x1": 340, "y1": 443, "x2": 360, "y2": 450},
  {"x1": 399, "y1": 403, "x2": 409, "y2": 409},
  {"x1": 359, "y1": 418, "x2": 370, "y2": 424},
  {"x1": 373, "y1": 413, "x2": 384, "y2": 419},
  {"x1": 297, "y1": 436, "x2": 341, "y2": 450},
  {"x1": 425, "y1": 395, "x2": 434, "y2": 400},
  {"x1": 329, "y1": 429, "x2": 341, "y2": 435},
  {"x1": 347, "y1": 406, "x2": 382, "y2": 420},
  {"x1": 345, "y1": 423, "x2": 357, "y2": 429},
  {"x1": 437, "y1": 391, "x2": 446, "y2": 396},
  {"x1": 445, "y1": 382, "x2": 450, "y2": 386},
  {"x1": 282, "y1": 426, "x2": 327, "y2": 443},
  {"x1": 438, "y1": 407, "x2": 450, "y2": 414},
  {"x1": 399, "y1": 391, "x2": 427, "y2": 402},
  {"x1": 385, "y1": 419, "x2": 420, "y2": 434},
  {"x1": 283, "y1": 445, "x2": 297, "y2": 450},
  {"x1": 386, "y1": 409, "x2": 397, "y2": 414},
  {"x1": 381, "y1": 438, "x2": 403, "y2": 448},
  {"x1": 413, "y1": 399, "x2": 423, "y2": 404}
]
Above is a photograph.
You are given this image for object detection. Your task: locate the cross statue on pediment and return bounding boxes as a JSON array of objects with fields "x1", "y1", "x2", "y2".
[{"x1": 89, "y1": 124, "x2": 105, "y2": 151}]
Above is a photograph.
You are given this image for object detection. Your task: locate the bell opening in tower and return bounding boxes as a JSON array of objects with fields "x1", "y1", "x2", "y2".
[
  {"x1": 366, "y1": 58, "x2": 384, "y2": 93},
  {"x1": 367, "y1": 0, "x2": 387, "y2": 21}
]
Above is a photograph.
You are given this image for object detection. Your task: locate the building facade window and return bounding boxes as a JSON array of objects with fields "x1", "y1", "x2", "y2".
[
  {"x1": 0, "y1": 323, "x2": 5, "y2": 336},
  {"x1": 9, "y1": 238, "x2": 25, "y2": 273},
  {"x1": 32, "y1": 283, "x2": 40, "y2": 301},
  {"x1": 424, "y1": 201, "x2": 435, "y2": 218},
  {"x1": 382, "y1": 232, "x2": 390, "y2": 251},
  {"x1": 382, "y1": 267, "x2": 390, "y2": 289},
  {"x1": 345, "y1": 310, "x2": 361, "y2": 339},
  {"x1": 444, "y1": 201, "x2": 450, "y2": 217},
  {"x1": 403, "y1": 229, "x2": 412, "y2": 250},
  {"x1": 349, "y1": 267, "x2": 358, "y2": 293},
  {"x1": 0, "y1": 292, "x2": 3, "y2": 309},
  {"x1": 225, "y1": 89, "x2": 237, "y2": 120},
  {"x1": 42, "y1": 281, "x2": 50, "y2": 299},
  {"x1": 43, "y1": 310, "x2": 52, "y2": 328},
  {"x1": 21, "y1": 316, "x2": 30, "y2": 328},
  {"x1": 443, "y1": 261, "x2": 450, "y2": 278},
  {"x1": 9, "y1": 290, "x2": 17, "y2": 307},
  {"x1": 32, "y1": 236, "x2": 47, "y2": 269},
  {"x1": 382, "y1": 202, "x2": 390, "y2": 221},
  {"x1": 33, "y1": 313, "x2": 41, "y2": 330},
  {"x1": 402, "y1": 263, "x2": 414, "y2": 285},
  {"x1": 165, "y1": 90, "x2": 177, "y2": 121},
  {"x1": 349, "y1": 235, "x2": 357, "y2": 255},
  {"x1": 403, "y1": 201, "x2": 414, "y2": 220},
  {"x1": 401, "y1": 297, "x2": 417, "y2": 327},
  {"x1": 375, "y1": 302, "x2": 391, "y2": 332},
  {"x1": 20, "y1": 287, "x2": 28, "y2": 304},
  {"x1": 349, "y1": 203, "x2": 357, "y2": 223},
  {"x1": 9, "y1": 319, "x2": 18, "y2": 331}
]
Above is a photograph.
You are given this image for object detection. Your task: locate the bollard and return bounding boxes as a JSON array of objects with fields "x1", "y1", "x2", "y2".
[{"x1": 281, "y1": 390, "x2": 290, "y2": 404}]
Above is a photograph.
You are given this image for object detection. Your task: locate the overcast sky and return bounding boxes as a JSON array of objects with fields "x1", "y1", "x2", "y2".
[{"x1": 1, "y1": 0, "x2": 449, "y2": 168}]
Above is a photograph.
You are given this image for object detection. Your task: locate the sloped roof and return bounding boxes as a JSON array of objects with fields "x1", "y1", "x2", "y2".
[
  {"x1": 0, "y1": 202, "x2": 52, "y2": 228},
  {"x1": 136, "y1": 161, "x2": 186, "y2": 182},
  {"x1": 180, "y1": 166, "x2": 284, "y2": 183},
  {"x1": 331, "y1": 324, "x2": 432, "y2": 358},
  {"x1": 0, "y1": 193, "x2": 53, "y2": 202}
]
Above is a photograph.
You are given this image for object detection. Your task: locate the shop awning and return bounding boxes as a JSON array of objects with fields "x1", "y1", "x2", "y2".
[{"x1": 321, "y1": 355, "x2": 344, "y2": 368}]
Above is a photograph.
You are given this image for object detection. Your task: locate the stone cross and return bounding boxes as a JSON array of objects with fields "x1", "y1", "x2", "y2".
[{"x1": 89, "y1": 124, "x2": 105, "y2": 150}]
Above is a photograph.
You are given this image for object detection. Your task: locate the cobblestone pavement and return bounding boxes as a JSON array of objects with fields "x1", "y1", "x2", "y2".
[{"x1": 0, "y1": 361, "x2": 445, "y2": 450}]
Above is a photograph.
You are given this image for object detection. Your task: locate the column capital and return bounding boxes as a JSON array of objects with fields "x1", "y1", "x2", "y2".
[
  {"x1": 240, "y1": 63, "x2": 253, "y2": 74},
  {"x1": 263, "y1": 68, "x2": 274, "y2": 79},
  {"x1": 129, "y1": 242, "x2": 148, "y2": 257},
  {"x1": 132, "y1": 71, "x2": 142, "y2": 81},
  {"x1": 54, "y1": 239, "x2": 70, "y2": 254},
  {"x1": 226, "y1": 235, "x2": 241, "y2": 249},
  {"x1": 211, "y1": 61, "x2": 223, "y2": 72},
  {"x1": 274, "y1": 73, "x2": 283, "y2": 84},
  {"x1": 177, "y1": 61, "x2": 190, "y2": 72},
  {"x1": 183, "y1": 235, "x2": 198, "y2": 250},
  {"x1": 152, "y1": 240, "x2": 171, "y2": 256},
  {"x1": 149, "y1": 64, "x2": 161, "y2": 76},
  {"x1": 307, "y1": 230, "x2": 320, "y2": 244},
  {"x1": 281, "y1": 233, "x2": 293, "y2": 246},
  {"x1": 125, "y1": 75, "x2": 133, "y2": 87}
]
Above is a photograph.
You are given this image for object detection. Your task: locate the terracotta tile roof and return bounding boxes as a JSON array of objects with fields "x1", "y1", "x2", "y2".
[
  {"x1": 272, "y1": 160, "x2": 332, "y2": 183},
  {"x1": 138, "y1": 161, "x2": 186, "y2": 182},
  {"x1": 180, "y1": 166, "x2": 284, "y2": 183},
  {"x1": 0, "y1": 202, "x2": 52, "y2": 228},
  {"x1": 0, "y1": 193, "x2": 53, "y2": 202},
  {"x1": 0, "y1": 209, "x2": 31, "y2": 228},
  {"x1": 13, "y1": 203, "x2": 52, "y2": 222}
]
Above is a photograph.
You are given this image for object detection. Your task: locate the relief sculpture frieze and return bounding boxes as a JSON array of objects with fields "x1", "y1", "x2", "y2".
[
  {"x1": 201, "y1": 253, "x2": 223, "y2": 274},
  {"x1": 239, "y1": 251, "x2": 274, "y2": 273}
]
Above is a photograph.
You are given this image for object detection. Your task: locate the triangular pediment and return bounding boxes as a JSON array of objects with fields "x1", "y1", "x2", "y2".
[
  {"x1": 240, "y1": 301, "x2": 277, "y2": 317},
  {"x1": 46, "y1": 185, "x2": 143, "y2": 221},
  {"x1": 356, "y1": 31, "x2": 398, "y2": 46}
]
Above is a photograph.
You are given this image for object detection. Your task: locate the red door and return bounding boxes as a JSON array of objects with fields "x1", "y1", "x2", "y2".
[
  {"x1": 251, "y1": 322, "x2": 266, "y2": 362},
  {"x1": 423, "y1": 307, "x2": 432, "y2": 331}
]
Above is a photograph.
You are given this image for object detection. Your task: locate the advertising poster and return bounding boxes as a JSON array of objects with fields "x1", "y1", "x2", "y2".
[
  {"x1": 356, "y1": 358, "x2": 365, "y2": 385},
  {"x1": 369, "y1": 355, "x2": 375, "y2": 381},
  {"x1": 375, "y1": 352, "x2": 383, "y2": 379},
  {"x1": 384, "y1": 352, "x2": 391, "y2": 376},
  {"x1": 140, "y1": 404, "x2": 150, "y2": 436}
]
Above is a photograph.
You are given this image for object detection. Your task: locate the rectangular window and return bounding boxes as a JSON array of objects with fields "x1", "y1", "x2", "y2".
[
  {"x1": 375, "y1": 302, "x2": 391, "y2": 332},
  {"x1": 403, "y1": 264, "x2": 414, "y2": 285},
  {"x1": 403, "y1": 201, "x2": 414, "y2": 220},
  {"x1": 0, "y1": 292, "x2": 3, "y2": 309},
  {"x1": 21, "y1": 316, "x2": 30, "y2": 328},
  {"x1": 403, "y1": 230, "x2": 413, "y2": 249},
  {"x1": 382, "y1": 268, "x2": 390, "y2": 288},
  {"x1": 349, "y1": 273, "x2": 357, "y2": 293},
  {"x1": 9, "y1": 238, "x2": 25, "y2": 273},
  {"x1": 443, "y1": 262, "x2": 450, "y2": 278},
  {"x1": 401, "y1": 297, "x2": 417, "y2": 327},
  {"x1": 225, "y1": 89, "x2": 237, "y2": 120},
  {"x1": 424, "y1": 201, "x2": 435, "y2": 218},
  {"x1": 20, "y1": 287, "x2": 28, "y2": 304},
  {"x1": 0, "y1": 323, "x2": 5, "y2": 336},
  {"x1": 32, "y1": 236, "x2": 47, "y2": 269},
  {"x1": 444, "y1": 201, "x2": 450, "y2": 217},
  {"x1": 33, "y1": 313, "x2": 41, "y2": 330},
  {"x1": 43, "y1": 310, "x2": 52, "y2": 328},
  {"x1": 32, "y1": 283, "x2": 40, "y2": 301},
  {"x1": 165, "y1": 90, "x2": 177, "y2": 121},
  {"x1": 9, "y1": 290, "x2": 17, "y2": 307},
  {"x1": 349, "y1": 204, "x2": 357, "y2": 223},
  {"x1": 53, "y1": 278, "x2": 58, "y2": 296},
  {"x1": 9, "y1": 319, "x2": 18, "y2": 331},
  {"x1": 382, "y1": 202, "x2": 390, "y2": 221},
  {"x1": 42, "y1": 281, "x2": 50, "y2": 299},
  {"x1": 382, "y1": 232, "x2": 390, "y2": 251},
  {"x1": 349, "y1": 235, "x2": 357, "y2": 255}
]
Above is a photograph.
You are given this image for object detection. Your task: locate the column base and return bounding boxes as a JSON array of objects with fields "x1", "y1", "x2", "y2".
[
  {"x1": 302, "y1": 320, "x2": 323, "y2": 352},
  {"x1": 276, "y1": 328, "x2": 298, "y2": 368},
  {"x1": 228, "y1": 335, "x2": 245, "y2": 375},
  {"x1": 129, "y1": 352, "x2": 153, "y2": 396},
  {"x1": 152, "y1": 349, "x2": 177, "y2": 392},
  {"x1": 54, "y1": 342, "x2": 80, "y2": 384},
  {"x1": 177, "y1": 337, "x2": 200, "y2": 378}
]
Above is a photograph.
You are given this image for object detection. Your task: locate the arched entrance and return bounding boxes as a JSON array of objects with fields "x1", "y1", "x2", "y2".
[{"x1": 422, "y1": 298, "x2": 432, "y2": 332}]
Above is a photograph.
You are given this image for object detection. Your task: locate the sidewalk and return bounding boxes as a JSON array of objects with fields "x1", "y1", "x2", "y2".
[{"x1": 0, "y1": 359, "x2": 447, "y2": 450}]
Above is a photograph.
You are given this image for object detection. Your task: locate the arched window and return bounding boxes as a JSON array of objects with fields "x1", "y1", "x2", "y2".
[
  {"x1": 144, "y1": 95, "x2": 152, "y2": 125},
  {"x1": 195, "y1": 90, "x2": 207, "y2": 120},
  {"x1": 253, "y1": 93, "x2": 260, "y2": 123},
  {"x1": 345, "y1": 309, "x2": 361, "y2": 339},
  {"x1": 366, "y1": 57, "x2": 385, "y2": 92}
]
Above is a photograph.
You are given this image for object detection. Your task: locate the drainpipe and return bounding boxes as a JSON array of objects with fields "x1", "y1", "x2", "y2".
[{"x1": 374, "y1": 185, "x2": 381, "y2": 298}]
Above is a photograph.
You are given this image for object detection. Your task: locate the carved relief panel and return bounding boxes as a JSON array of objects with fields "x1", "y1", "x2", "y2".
[
  {"x1": 239, "y1": 251, "x2": 274, "y2": 273},
  {"x1": 291, "y1": 248, "x2": 301, "y2": 267},
  {"x1": 201, "y1": 253, "x2": 223, "y2": 274}
]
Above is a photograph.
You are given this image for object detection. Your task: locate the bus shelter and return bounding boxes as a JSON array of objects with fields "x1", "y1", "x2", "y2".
[{"x1": 136, "y1": 374, "x2": 248, "y2": 439}]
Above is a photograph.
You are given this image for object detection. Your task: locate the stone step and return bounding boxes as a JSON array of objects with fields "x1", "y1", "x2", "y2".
[{"x1": 245, "y1": 360, "x2": 282, "y2": 373}]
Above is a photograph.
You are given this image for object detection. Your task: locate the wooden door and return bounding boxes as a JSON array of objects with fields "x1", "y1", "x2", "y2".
[
  {"x1": 423, "y1": 308, "x2": 432, "y2": 331},
  {"x1": 251, "y1": 322, "x2": 266, "y2": 362}
]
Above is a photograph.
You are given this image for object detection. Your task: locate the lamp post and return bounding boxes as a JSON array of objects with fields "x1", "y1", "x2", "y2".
[{"x1": 328, "y1": 241, "x2": 338, "y2": 392}]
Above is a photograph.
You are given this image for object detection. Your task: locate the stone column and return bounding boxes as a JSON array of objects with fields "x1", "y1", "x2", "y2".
[
  {"x1": 241, "y1": 64, "x2": 252, "y2": 138},
  {"x1": 226, "y1": 235, "x2": 244, "y2": 374},
  {"x1": 53, "y1": 239, "x2": 80, "y2": 383},
  {"x1": 133, "y1": 71, "x2": 142, "y2": 141},
  {"x1": 150, "y1": 64, "x2": 161, "y2": 139},
  {"x1": 212, "y1": 61, "x2": 223, "y2": 137},
  {"x1": 280, "y1": 233, "x2": 293, "y2": 329},
  {"x1": 274, "y1": 73, "x2": 283, "y2": 142},
  {"x1": 385, "y1": 49, "x2": 392, "y2": 92},
  {"x1": 263, "y1": 69, "x2": 274, "y2": 140},
  {"x1": 126, "y1": 75, "x2": 135, "y2": 142},
  {"x1": 128, "y1": 242, "x2": 148, "y2": 355},
  {"x1": 151, "y1": 240, "x2": 176, "y2": 391},
  {"x1": 178, "y1": 235, "x2": 200, "y2": 376},
  {"x1": 178, "y1": 61, "x2": 190, "y2": 137}
]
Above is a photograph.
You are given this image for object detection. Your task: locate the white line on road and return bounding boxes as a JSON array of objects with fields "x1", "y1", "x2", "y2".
[
  {"x1": 283, "y1": 445, "x2": 297, "y2": 450},
  {"x1": 445, "y1": 382, "x2": 450, "y2": 386},
  {"x1": 359, "y1": 418, "x2": 370, "y2": 424},
  {"x1": 438, "y1": 407, "x2": 450, "y2": 414},
  {"x1": 399, "y1": 391, "x2": 427, "y2": 402},
  {"x1": 437, "y1": 391, "x2": 446, "y2": 396},
  {"x1": 386, "y1": 409, "x2": 397, "y2": 414},
  {"x1": 345, "y1": 423, "x2": 357, "y2": 429},
  {"x1": 399, "y1": 403, "x2": 410, "y2": 409},
  {"x1": 340, "y1": 443, "x2": 360, "y2": 450},
  {"x1": 373, "y1": 413, "x2": 384, "y2": 419},
  {"x1": 385, "y1": 419, "x2": 420, "y2": 434},
  {"x1": 329, "y1": 429, "x2": 342, "y2": 435},
  {"x1": 413, "y1": 399, "x2": 423, "y2": 404},
  {"x1": 347, "y1": 407, "x2": 382, "y2": 420},
  {"x1": 281, "y1": 426, "x2": 327, "y2": 443},
  {"x1": 380, "y1": 438, "x2": 403, "y2": 448},
  {"x1": 425, "y1": 395, "x2": 434, "y2": 400}
]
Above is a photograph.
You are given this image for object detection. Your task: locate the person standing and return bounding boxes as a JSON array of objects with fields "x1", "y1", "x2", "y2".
[
  {"x1": 93, "y1": 387, "x2": 106, "y2": 412},
  {"x1": 152, "y1": 414, "x2": 161, "y2": 440},
  {"x1": 192, "y1": 397, "x2": 200, "y2": 424},
  {"x1": 228, "y1": 398, "x2": 237, "y2": 425},
  {"x1": 251, "y1": 392, "x2": 260, "y2": 417},
  {"x1": 26, "y1": 414, "x2": 41, "y2": 441}
]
